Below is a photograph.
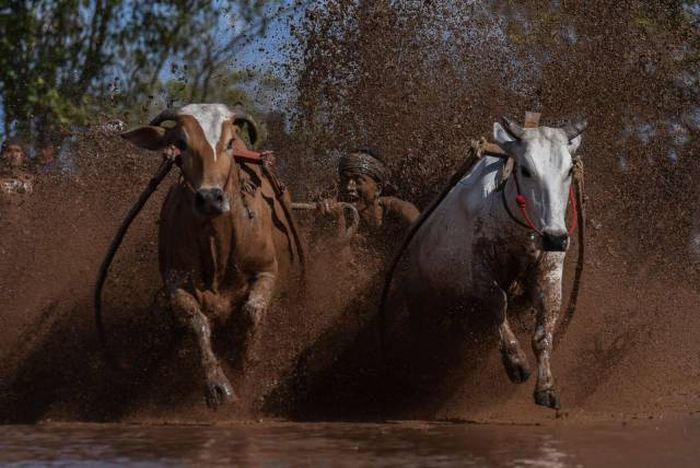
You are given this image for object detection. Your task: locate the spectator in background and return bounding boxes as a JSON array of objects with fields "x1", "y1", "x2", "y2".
[
  {"x1": 0, "y1": 138, "x2": 33, "y2": 195},
  {"x1": 36, "y1": 144, "x2": 58, "y2": 175}
]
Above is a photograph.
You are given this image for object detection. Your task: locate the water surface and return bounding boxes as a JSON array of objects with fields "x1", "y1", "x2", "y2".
[{"x1": 1, "y1": 418, "x2": 698, "y2": 466}]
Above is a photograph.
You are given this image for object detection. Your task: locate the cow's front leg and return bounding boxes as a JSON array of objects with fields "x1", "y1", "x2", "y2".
[
  {"x1": 242, "y1": 263, "x2": 278, "y2": 364},
  {"x1": 530, "y1": 252, "x2": 565, "y2": 409},
  {"x1": 171, "y1": 288, "x2": 236, "y2": 408},
  {"x1": 484, "y1": 281, "x2": 531, "y2": 383}
]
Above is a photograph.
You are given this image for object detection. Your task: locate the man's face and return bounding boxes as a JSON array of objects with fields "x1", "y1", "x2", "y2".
[
  {"x1": 340, "y1": 172, "x2": 381, "y2": 204},
  {"x1": 4, "y1": 145, "x2": 26, "y2": 168},
  {"x1": 39, "y1": 146, "x2": 56, "y2": 165}
]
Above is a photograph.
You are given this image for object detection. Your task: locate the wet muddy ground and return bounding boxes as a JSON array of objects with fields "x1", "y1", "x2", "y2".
[{"x1": 2, "y1": 418, "x2": 698, "y2": 466}]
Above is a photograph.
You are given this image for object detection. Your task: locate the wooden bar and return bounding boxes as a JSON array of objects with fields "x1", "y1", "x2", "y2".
[{"x1": 524, "y1": 111, "x2": 541, "y2": 128}]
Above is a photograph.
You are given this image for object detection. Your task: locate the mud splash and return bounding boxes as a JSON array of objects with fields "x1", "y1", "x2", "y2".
[{"x1": 1, "y1": 0, "x2": 699, "y2": 425}]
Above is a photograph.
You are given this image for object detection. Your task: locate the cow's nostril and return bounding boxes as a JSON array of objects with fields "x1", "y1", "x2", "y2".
[
  {"x1": 542, "y1": 233, "x2": 569, "y2": 251},
  {"x1": 195, "y1": 189, "x2": 226, "y2": 214}
]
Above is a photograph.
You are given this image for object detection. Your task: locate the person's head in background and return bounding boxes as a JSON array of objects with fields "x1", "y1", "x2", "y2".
[
  {"x1": 38, "y1": 144, "x2": 57, "y2": 167},
  {"x1": 1, "y1": 138, "x2": 29, "y2": 171}
]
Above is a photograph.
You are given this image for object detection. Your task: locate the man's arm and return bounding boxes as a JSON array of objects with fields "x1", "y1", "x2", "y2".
[{"x1": 380, "y1": 196, "x2": 420, "y2": 224}]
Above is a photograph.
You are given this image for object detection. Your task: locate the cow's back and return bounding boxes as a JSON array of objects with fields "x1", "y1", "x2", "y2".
[{"x1": 396, "y1": 157, "x2": 506, "y2": 301}]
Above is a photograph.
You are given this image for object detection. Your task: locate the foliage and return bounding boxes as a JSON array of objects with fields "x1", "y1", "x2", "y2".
[{"x1": 0, "y1": 0, "x2": 294, "y2": 145}]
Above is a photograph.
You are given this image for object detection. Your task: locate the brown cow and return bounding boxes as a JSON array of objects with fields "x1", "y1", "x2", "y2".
[{"x1": 122, "y1": 104, "x2": 303, "y2": 408}]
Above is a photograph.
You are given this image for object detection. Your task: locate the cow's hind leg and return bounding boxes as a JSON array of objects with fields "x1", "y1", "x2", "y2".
[
  {"x1": 172, "y1": 288, "x2": 236, "y2": 408},
  {"x1": 486, "y1": 282, "x2": 531, "y2": 383}
]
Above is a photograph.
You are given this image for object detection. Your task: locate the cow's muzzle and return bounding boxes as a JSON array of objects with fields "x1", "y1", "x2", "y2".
[
  {"x1": 542, "y1": 231, "x2": 569, "y2": 252},
  {"x1": 195, "y1": 187, "x2": 229, "y2": 215}
]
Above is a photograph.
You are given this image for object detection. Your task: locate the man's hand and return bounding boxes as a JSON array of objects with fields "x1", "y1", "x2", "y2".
[{"x1": 316, "y1": 198, "x2": 343, "y2": 217}]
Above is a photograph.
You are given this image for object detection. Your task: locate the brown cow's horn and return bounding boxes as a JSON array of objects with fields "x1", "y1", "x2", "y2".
[
  {"x1": 501, "y1": 116, "x2": 525, "y2": 140},
  {"x1": 228, "y1": 104, "x2": 258, "y2": 146},
  {"x1": 149, "y1": 108, "x2": 181, "y2": 127},
  {"x1": 564, "y1": 119, "x2": 588, "y2": 141}
]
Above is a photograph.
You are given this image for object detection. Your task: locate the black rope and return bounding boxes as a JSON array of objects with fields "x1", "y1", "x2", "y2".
[{"x1": 94, "y1": 157, "x2": 175, "y2": 370}]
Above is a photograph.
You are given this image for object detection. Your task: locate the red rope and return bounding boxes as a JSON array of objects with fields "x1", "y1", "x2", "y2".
[
  {"x1": 513, "y1": 185, "x2": 578, "y2": 237},
  {"x1": 515, "y1": 194, "x2": 544, "y2": 235}
]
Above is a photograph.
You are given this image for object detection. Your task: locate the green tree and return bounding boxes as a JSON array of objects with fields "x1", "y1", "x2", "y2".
[{"x1": 0, "y1": 0, "x2": 294, "y2": 145}]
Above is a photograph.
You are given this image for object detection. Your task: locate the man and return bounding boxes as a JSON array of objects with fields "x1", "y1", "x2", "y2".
[
  {"x1": 318, "y1": 149, "x2": 419, "y2": 256},
  {"x1": 0, "y1": 139, "x2": 33, "y2": 195},
  {"x1": 36, "y1": 144, "x2": 58, "y2": 175},
  {"x1": 294, "y1": 150, "x2": 420, "y2": 396}
]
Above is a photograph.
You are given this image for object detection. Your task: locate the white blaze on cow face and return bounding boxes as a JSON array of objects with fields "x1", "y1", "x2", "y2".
[
  {"x1": 180, "y1": 103, "x2": 235, "y2": 162},
  {"x1": 494, "y1": 123, "x2": 582, "y2": 240}
]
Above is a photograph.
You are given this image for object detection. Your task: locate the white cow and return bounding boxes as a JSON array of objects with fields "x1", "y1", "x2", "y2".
[{"x1": 385, "y1": 117, "x2": 586, "y2": 409}]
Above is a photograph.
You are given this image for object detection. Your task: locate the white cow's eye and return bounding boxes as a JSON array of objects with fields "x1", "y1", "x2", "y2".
[{"x1": 521, "y1": 166, "x2": 532, "y2": 178}]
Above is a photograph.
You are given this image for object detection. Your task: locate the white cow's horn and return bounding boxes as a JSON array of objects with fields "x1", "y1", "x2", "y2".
[{"x1": 564, "y1": 119, "x2": 588, "y2": 141}]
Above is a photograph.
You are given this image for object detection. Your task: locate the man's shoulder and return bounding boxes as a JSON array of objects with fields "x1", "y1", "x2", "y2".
[
  {"x1": 379, "y1": 195, "x2": 406, "y2": 207},
  {"x1": 379, "y1": 196, "x2": 420, "y2": 223}
]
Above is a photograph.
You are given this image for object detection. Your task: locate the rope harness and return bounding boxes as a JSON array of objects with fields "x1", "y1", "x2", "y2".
[{"x1": 500, "y1": 164, "x2": 579, "y2": 237}]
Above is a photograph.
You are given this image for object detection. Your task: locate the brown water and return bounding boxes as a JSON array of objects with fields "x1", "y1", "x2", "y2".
[{"x1": 1, "y1": 419, "x2": 698, "y2": 467}]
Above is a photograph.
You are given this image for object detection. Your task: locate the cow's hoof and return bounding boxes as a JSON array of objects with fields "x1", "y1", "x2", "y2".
[
  {"x1": 500, "y1": 350, "x2": 530, "y2": 384},
  {"x1": 205, "y1": 371, "x2": 236, "y2": 409},
  {"x1": 534, "y1": 389, "x2": 560, "y2": 409}
]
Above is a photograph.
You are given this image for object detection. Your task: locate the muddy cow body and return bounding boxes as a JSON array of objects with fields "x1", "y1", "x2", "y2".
[
  {"x1": 385, "y1": 117, "x2": 586, "y2": 409},
  {"x1": 123, "y1": 104, "x2": 303, "y2": 408}
]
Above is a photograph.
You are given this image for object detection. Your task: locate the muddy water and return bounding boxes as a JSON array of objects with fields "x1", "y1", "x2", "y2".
[{"x1": 1, "y1": 419, "x2": 698, "y2": 467}]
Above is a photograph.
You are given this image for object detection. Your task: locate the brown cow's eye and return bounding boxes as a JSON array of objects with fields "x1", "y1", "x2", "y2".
[{"x1": 227, "y1": 139, "x2": 234, "y2": 150}]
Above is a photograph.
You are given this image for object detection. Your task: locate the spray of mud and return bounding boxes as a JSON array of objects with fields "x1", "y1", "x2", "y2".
[{"x1": 1, "y1": 1, "x2": 699, "y2": 424}]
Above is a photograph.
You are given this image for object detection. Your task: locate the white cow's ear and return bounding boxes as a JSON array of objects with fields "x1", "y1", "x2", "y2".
[
  {"x1": 568, "y1": 134, "x2": 582, "y2": 154},
  {"x1": 121, "y1": 126, "x2": 167, "y2": 151},
  {"x1": 493, "y1": 122, "x2": 518, "y2": 145}
]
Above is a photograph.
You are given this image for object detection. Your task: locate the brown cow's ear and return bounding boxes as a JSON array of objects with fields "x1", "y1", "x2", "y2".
[{"x1": 121, "y1": 126, "x2": 167, "y2": 151}]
